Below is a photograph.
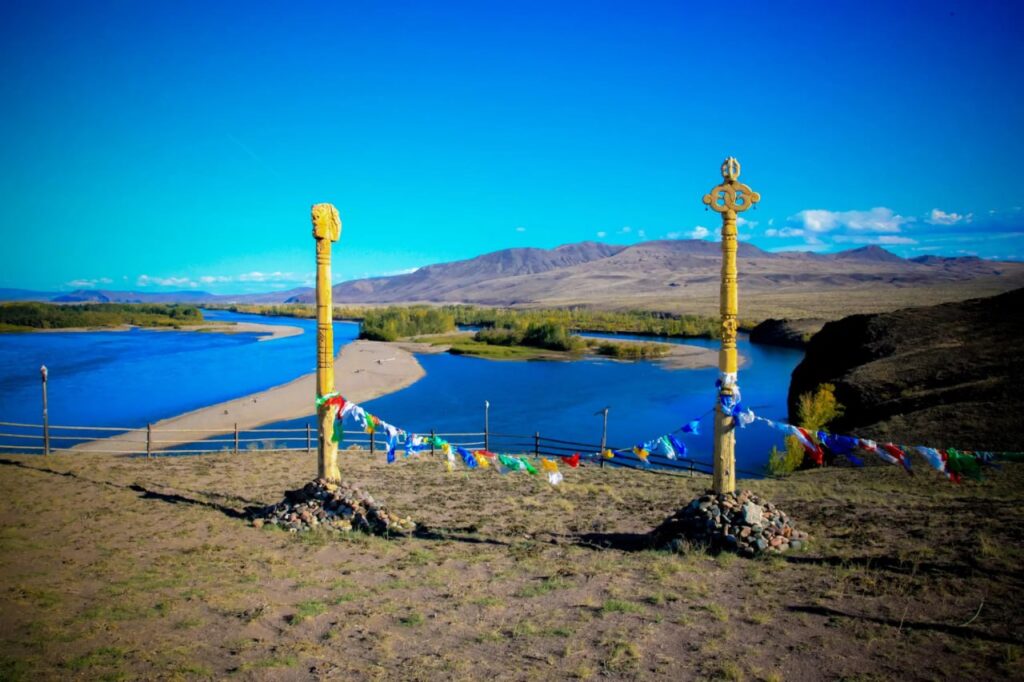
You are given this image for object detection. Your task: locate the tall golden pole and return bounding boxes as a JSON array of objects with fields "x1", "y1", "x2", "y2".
[
  {"x1": 311, "y1": 203, "x2": 342, "y2": 482},
  {"x1": 702, "y1": 158, "x2": 760, "y2": 494}
]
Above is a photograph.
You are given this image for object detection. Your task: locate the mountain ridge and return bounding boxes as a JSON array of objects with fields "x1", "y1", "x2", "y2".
[{"x1": 4, "y1": 240, "x2": 1024, "y2": 319}]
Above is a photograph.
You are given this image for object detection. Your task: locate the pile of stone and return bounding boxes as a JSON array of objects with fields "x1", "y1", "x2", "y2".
[
  {"x1": 249, "y1": 479, "x2": 415, "y2": 536},
  {"x1": 651, "y1": 489, "x2": 808, "y2": 557}
]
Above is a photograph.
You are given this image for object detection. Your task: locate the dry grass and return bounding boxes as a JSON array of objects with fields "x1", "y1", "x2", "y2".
[{"x1": 0, "y1": 450, "x2": 1022, "y2": 680}]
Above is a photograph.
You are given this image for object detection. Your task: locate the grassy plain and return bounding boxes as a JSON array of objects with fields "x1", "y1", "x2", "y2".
[{"x1": 1, "y1": 450, "x2": 1021, "y2": 680}]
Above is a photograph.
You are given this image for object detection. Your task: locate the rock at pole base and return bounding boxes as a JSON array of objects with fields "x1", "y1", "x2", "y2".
[
  {"x1": 651, "y1": 489, "x2": 808, "y2": 557},
  {"x1": 249, "y1": 478, "x2": 415, "y2": 536}
]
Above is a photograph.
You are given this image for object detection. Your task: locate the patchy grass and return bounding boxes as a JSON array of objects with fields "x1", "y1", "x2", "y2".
[{"x1": 0, "y1": 450, "x2": 1022, "y2": 679}]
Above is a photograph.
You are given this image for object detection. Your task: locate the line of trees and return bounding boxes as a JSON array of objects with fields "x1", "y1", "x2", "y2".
[
  {"x1": 359, "y1": 307, "x2": 456, "y2": 341},
  {"x1": 0, "y1": 303, "x2": 203, "y2": 329}
]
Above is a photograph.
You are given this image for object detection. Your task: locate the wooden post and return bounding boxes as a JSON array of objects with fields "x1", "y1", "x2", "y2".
[
  {"x1": 702, "y1": 157, "x2": 760, "y2": 495},
  {"x1": 369, "y1": 432, "x2": 375, "y2": 456},
  {"x1": 430, "y1": 429, "x2": 436, "y2": 457},
  {"x1": 306, "y1": 423, "x2": 312, "y2": 454},
  {"x1": 534, "y1": 431, "x2": 540, "y2": 457},
  {"x1": 484, "y1": 400, "x2": 490, "y2": 451},
  {"x1": 598, "y1": 407, "x2": 609, "y2": 469},
  {"x1": 234, "y1": 423, "x2": 239, "y2": 455},
  {"x1": 312, "y1": 203, "x2": 342, "y2": 482},
  {"x1": 40, "y1": 365, "x2": 49, "y2": 455},
  {"x1": 146, "y1": 423, "x2": 152, "y2": 458}
]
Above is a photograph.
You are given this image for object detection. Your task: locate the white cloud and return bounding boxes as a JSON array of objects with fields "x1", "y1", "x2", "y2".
[
  {"x1": 764, "y1": 227, "x2": 805, "y2": 238},
  {"x1": 737, "y1": 216, "x2": 758, "y2": 229},
  {"x1": 768, "y1": 218, "x2": 775, "y2": 227},
  {"x1": 637, "y1": 228, "x2": 646, "y2": 238},
  {"x1": 926, "y1": 208, "x2": 972, "y2": 225},
  {"x1": 596, "y1": 231, "x2": 607, "y2": 238},
  {"x1": 618, "y1": 226, "x2": 632, "y2": 234},
  {"x1": 789, "y1": 207, "x2": 910, "y2": 234},
  {"x1": 65, "y1": 277, "x2": 114, "y2": 288},
  {"x1": 688, "y1": 226, "x2": 710, "y2": 239},
  {"x1": 515, "y1": 226, "x2": 526, "y2": 232},
  {"x1": 137, "y1": 275, "x2": 196, "y2": 288},
  {"x1": 832, "y1": 235, "x2": 918, "y2": 245}
]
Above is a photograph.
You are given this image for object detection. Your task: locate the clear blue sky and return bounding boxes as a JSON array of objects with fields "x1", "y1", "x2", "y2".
[{"x1": 2, "y1": 0, "x2": 1022, "y2": 293}]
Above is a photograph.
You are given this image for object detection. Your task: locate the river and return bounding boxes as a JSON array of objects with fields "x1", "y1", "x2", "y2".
[{"x1": 0, "y1": 311, "x2": 803, "y2": 472}]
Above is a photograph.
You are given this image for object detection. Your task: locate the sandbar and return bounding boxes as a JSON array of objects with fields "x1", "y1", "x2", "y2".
[
  {"x1": 31, "y1": 321, "x2": 303, "y2": 341},
  {"x1": 72, "y1": 340, "x2": 424, "y2": 454}
]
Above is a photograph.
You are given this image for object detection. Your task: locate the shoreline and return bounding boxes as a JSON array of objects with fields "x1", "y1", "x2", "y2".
[
  {"x1": 72, "y1": 340, "x2": 425, "y2": 454},
  {"x1": 403, "y1": 331, "x2": 721, "y2": 369},
  {"x1": 28, "y1": 321, "x2": 304, "y2": 341}
]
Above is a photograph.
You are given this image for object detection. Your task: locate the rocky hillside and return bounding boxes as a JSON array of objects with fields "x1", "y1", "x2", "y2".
[
  {"x1": 748, "y1": 318, "x2": 826, "y2": 349},
  {"x1": 285, "y1": 241, "x2": 1024, "y2": 319},
  {"x1": 7, "y1": 241, "x2": 1024, "y2": 318},
  {"x1": 788, "y1": 288, "x2": 1024, "y2": 451}
]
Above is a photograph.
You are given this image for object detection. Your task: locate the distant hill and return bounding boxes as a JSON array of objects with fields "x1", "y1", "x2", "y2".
[
  {"x1": 5, "y1": 240, "x2": 1024, "y2": 319},
  {"x1": 284, "y1": 240, "x2": 1024, "y2": 319},
  {"x1": 52, "y1": 289, "x2": 218, "y2": 304},
  {"x1": 0, "y1": 287, "x2": 314, "y2": 305},
  {"x1": 788, "y1": 288, "x2": 1024, "y2": 451},
  {"x1": 0, "y1": 288, "x2": 54, "y2": 302},
  {"x1": 285, "y1": 241, "x2": 625, "y2": 305}
]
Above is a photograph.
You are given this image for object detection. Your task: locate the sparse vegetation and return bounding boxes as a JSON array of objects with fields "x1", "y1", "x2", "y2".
[
  {"x1": 0, "y1": 448, "x2": 1019, "y2": 680},
  {"x1": 767, "y1": 382, "x2": 844, "y2": 475},
  {"x1": 359, "y1": 306, "x2": 456, "y2": 341},
  {"x1": 0, "y1": 302, "x2": 204, "y2": 331}
]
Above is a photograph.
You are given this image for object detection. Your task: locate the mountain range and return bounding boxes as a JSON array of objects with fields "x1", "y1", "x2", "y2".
[{"x1": 5, "y1": 241, "x2": 1024, "y2": 320}]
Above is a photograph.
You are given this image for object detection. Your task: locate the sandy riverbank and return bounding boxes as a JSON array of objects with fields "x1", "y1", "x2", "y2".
[
  {"x1": 72, "y1": 340, "x2": 424, "y2": 454},
  {"x1": 32, "y1": 321, "x2": 303, "y2": 341}
]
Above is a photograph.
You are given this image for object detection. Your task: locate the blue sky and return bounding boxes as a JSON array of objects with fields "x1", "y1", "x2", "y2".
[{"x1": 2, "y1": 1, "x2": 1022, "y2": 293}]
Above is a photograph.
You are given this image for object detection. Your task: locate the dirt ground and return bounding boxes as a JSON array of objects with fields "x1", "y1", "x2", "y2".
[{"x1": 0, "y1": 450, "x2": 1022, "y2": 681}]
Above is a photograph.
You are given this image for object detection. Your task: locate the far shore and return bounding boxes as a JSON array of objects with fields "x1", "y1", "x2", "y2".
[
  {"x1": 72, "y1": 340, "x2": 424, "y2": 454},
  {"x1": 31, "y1": 320, "x2": 303, "y2": 341},
  {"x1": 400, "y1": 330, "x2": 722, "y2": 369}
]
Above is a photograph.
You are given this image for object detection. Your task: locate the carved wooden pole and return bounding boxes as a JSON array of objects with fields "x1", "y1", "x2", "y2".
[
  {"x1": 312, "y1": 203, "x2": 342, "y2": 482},
  {"x1": 702, "y1": 157, "x2": 760, "y2": 494}
]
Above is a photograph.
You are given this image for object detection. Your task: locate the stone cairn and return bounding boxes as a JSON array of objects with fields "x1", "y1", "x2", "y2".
[
  {"x1": 249, "y1": 479, "x2": 415, "y2": 536},
  {"x1": 651, "y1": 489, "x2": 808, "y2": 557}
]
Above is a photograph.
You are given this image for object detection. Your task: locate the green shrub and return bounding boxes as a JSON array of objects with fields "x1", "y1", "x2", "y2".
[
  {"x1": 359, "y1": 306, "x2": 455, "y2": 341},
  {"x1": 768, "y1": 383, "x2": 844, "y2": 475}
]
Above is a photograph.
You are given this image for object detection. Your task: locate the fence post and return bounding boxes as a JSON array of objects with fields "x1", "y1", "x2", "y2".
[
  {"x1": 146, "y1": 423, "x2": 152, "y2": 458},
  {"x1": 306, "y1": 423, "x2": 312, "y2": 454},
  {"x1": 234, "y1": 423, "x2": 239, "y2": 455},
  {"x1": 484, "y1": 400, "x2": 490, "y2": 452},
  {"x1": 40, "y1": 365, "x2": 49, "y2": 455},
  {"x1": 534, "y1": 431, "x2": 540, "y2": 457},
  {"x1": 369, "y1": 432, "x2": 375, "y2": 456},
  {"x1": 430, "y1": 429, "x2": 436, "y2": 457},
  {"x1": 599, "y1": 407, "x2": 609, "y2": 470}
]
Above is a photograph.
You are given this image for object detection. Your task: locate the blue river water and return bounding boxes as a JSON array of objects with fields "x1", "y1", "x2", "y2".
[
  {"x1": 260, "y1": 329, "x2": 804, "y2": 474},
  {"x1": 0, "y1": 312, "x2": 803, "y2": 472},
  {"x1": 0, "y1": 310, "x2": 356, "y2": 430}
]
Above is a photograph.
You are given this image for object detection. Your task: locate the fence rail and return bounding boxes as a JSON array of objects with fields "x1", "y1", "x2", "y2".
[{"x1": 0, "y1": 419, "x2": 731, "y2": 477}]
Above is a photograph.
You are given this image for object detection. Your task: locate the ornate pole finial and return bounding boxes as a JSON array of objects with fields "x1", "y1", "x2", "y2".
[
  {"x1": 721, "y1": 156, "x2": 741, "y2": 181},
  {"x1": 703, "y1": 158, "x2": 760, "y2": 494}
]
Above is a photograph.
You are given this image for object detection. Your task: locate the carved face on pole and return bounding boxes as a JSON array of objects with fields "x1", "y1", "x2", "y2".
[{"x1": 311, "y1": 203, "x2": 342, "y2": 242}]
